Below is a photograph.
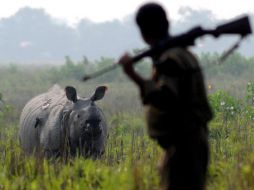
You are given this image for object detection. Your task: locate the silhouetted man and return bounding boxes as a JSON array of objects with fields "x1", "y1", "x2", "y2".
[{"x1": 118, "y1": 2, "x2": 213, "y2": 190}]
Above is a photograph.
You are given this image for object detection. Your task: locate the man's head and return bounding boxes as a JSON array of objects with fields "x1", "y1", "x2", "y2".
[{"x1": 136, "y1": 3, "x2": 169, "y2": 45}]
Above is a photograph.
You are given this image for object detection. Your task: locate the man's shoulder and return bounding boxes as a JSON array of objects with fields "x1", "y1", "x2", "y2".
[{"x1": 159, "y1": 48, "x2": 199, "y2": 70}]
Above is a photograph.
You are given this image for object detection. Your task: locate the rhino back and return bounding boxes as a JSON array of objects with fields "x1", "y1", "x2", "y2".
[{"x1": 19, "y1": 85, "x2": 67, "y2": 154}]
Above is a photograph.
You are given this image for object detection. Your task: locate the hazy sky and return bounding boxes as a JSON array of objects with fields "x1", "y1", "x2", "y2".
[{"x1": 0, "y1": 0, "x2": 253, "y2": 24}]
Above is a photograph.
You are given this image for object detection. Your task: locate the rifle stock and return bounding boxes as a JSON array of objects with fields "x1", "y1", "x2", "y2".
[{"x1": 83, "y1": 16, "x2": 252, "y2": 81}]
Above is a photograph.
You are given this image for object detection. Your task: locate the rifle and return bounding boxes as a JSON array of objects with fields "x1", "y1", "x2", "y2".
[{"x1": 83, "y1": 16, "x2": 252, "y2": 81}]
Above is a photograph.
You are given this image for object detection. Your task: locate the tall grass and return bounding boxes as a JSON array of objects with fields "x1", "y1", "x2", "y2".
[{"x1": 1, "y1": 58, "x2": 254, "y2": 189}]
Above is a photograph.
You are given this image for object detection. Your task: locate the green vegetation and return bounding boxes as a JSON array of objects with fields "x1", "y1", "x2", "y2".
[{"x1": 0, "y1": 53, "x2": 254, "y2": 189}]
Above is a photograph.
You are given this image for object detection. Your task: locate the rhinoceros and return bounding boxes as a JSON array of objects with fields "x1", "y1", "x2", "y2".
[{"x1": 19, "y1": 84, "x2": 108, "y2": 158}]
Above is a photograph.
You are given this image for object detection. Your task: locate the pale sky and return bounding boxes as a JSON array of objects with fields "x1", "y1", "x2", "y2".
[{"x1": 0, "y1": 0, "x2": 253, "y2": 24}]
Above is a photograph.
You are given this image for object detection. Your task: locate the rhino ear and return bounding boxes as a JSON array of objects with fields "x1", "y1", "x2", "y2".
[
  {"x1": 65, "y1": 86, "x2": 78, "y2": 103},
  {"x1": 90, "y1": 86, "x2": 107, "y2": 102}
]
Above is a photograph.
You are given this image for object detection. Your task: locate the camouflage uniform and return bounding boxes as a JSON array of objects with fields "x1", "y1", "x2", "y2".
[{"x1": 142, "y1": 48, "x2": 213, "y2": 190}]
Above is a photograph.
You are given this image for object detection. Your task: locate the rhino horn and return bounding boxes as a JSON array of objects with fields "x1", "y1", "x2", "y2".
[
  {"x1": 90, "y1": 86, "x2": 107, "y2": 101},
  {"x1": 65, "y1": 86, "x2": 78, "y2": 103}
]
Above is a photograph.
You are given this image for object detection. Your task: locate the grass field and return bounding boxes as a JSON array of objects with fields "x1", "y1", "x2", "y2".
[{"x1": 1, "y1": 60, "x2": 254, "y2": 190}]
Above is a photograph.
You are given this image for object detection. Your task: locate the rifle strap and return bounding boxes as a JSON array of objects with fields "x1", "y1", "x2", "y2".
[{"x1": 218, "y1": 36, "x2": 246, "y2": 64}]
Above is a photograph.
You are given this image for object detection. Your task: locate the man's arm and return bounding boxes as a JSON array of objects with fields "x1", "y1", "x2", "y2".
[
  {"x1": 118, "y1": 53, "x2": 181, "y2": 110},
  {"x1": 118, "y1": 53, "x2": 146, "y2": 93}
]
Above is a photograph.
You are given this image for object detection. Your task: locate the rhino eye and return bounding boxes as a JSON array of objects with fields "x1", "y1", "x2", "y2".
[{"x1": 77, "y1": 114, "x2": 80, "y2": 118}]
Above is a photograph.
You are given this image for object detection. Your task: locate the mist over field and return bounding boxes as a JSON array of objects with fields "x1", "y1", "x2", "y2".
[{"x1": 0, "y1": 6, "x2": 253, "y2": 63}]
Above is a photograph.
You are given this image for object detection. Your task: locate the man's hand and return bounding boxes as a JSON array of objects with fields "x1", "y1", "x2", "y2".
[
  {"x1": 118, "y1": 53, "x2": 135, "y2": 76},
  {"x1": 118, "y1": 53, "x2": 145, "y2": 90}
]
